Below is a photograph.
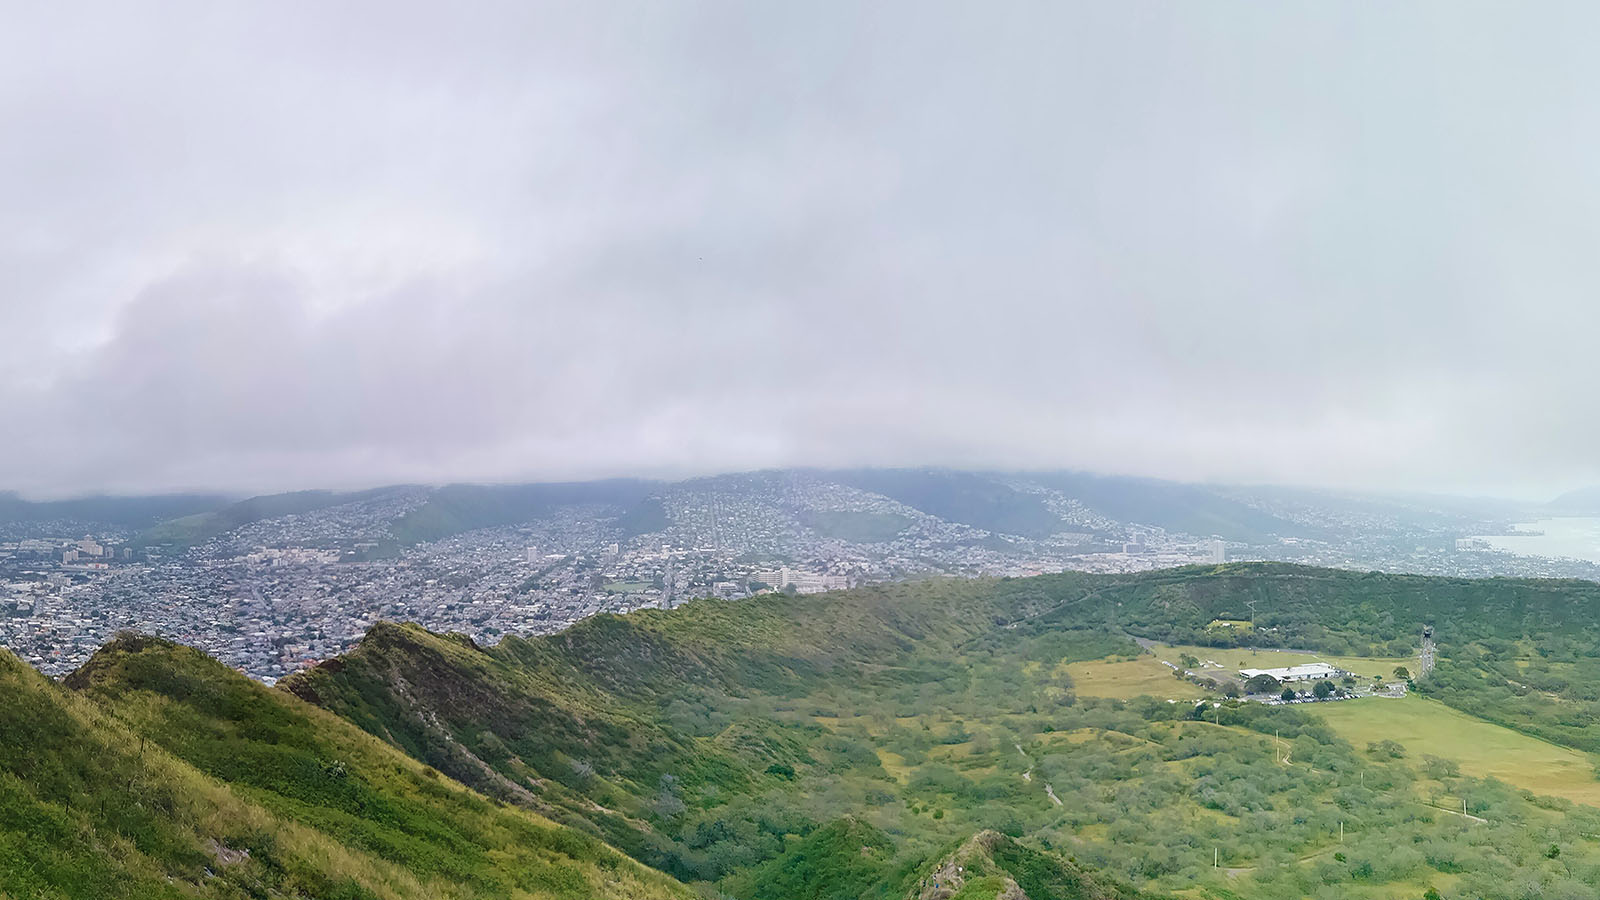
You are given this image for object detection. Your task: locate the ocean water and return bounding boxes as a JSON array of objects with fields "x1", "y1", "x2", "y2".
[{"x1": 1475, "y1": 517, "x2": 1600, "y2": 564}]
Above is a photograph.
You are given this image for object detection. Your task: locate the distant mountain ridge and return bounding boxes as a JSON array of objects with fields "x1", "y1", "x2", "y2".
[
  {"x1": 132, "y1": 486, "x2": 417, "y2": 548},
  {"x1": 0, "y1": 491, "x2": 232, "y2": 528},
  {"x1": 86, "y1": 467, "x2": 1503, "y2": 551},
  {"x1": 1547, "y1": 485, "x2": 1600, "y2": 515}
]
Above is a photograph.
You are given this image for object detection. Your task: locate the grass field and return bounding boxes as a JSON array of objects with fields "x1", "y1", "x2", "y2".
[
  {"x1": 1149, "y1": 642, "x2": 1413, "y2": 681},
  {"x1": 603, "y1": 580, "x2": 653, "y2": 593},
  {"x1": 1314, "y1": 695, "x2": 1600, "y2": 806},
  {"x1": 1064, "y1": 655, "x2": 1208, "y2": 700},
  {"x1": 1205, "y1": 618, "x2": 1252, "y2": 630}
]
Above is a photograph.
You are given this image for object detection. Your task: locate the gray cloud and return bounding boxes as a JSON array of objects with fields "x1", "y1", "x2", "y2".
[{"x1": 5, "y1": 2, "x2": 1600, "y2": 499}]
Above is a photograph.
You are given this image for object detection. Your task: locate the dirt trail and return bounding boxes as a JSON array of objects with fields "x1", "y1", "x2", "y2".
[
  {"x1": 1422, "y1": 801, "x2": 1486, "y2": 824},
  {"x1": 1015, "y1": 742, "x2": 1061, "y2": 805}
]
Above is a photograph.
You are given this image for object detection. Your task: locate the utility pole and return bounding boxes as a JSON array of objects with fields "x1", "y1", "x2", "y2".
[
  {"x1": 1340, "y1": 821, "x2": 1344, "y2": 843},
  {"x1": 1246, "y1": 598, "x2": 1258, "y2": 628},
  {"x1": 1214, "y1": 847, "x2": 1218, "y2": 869}
]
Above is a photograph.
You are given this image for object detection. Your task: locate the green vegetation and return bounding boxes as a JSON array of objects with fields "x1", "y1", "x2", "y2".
[
  {"x1": 800, "y1": 509, "x2": 915, "y2": 543},
  {"x1": 830, "y1": 470, "x2": 1068, "y2": 538},
  {"x1": 1026, "y1": 472, "x2": 1322, "y2": 543},
  {"x1": 0, "y1": 491, "x2": 229, "y2": 527},
  {"x1": 135, "y1": 488, "x2": 401, "y2": 549},
  {"x1": 389, "y1": 481, "x2": 663, "y2": 544},
  {"x1": 1063, "y1": 656, "x2": 1207, "y2": 700},
  {"x1": 726, "y1": 817, "x2": 901, "y2": 900},
  {"x1": 604, "y1": 580, "x2": 654, "y2": 593},
  {"x1": 32, "y1": 561, "x2": 1600, "y2": 898},
  {"x1": 286, "y1": 564, "x2": 1600, "y2": 899},
  {"x1": 1316, "y1": 695, "x2": 1600, "y2": 807},
  {"x1": 1147, "y1": 642, "x2": 1411, "y2": 681},
  {"x1": 0, "y1": 634, "x2": 690, "y2": 900}
]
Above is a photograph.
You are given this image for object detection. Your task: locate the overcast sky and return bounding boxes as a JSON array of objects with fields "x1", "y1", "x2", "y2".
[{"x1": 5, "y1": 2, "x2": 1600, "y2": 500}]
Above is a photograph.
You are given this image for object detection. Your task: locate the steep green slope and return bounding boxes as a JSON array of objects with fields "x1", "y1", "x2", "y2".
[
  {"x1": 281, "y1": 578, "x2": 1061, "y2": 884},
  {"x1": 727, "y1": 823, "x2": 1142, "y2": 900},
  {"x1": 906, "y1": 830, "x2": 1146, "y2": 900},
  {"x1": 0, "y1": 634, "x2": 692, "y2": 900},
  {"x1": 727, "y1": 817, "x2": 904, "y2": 900}
]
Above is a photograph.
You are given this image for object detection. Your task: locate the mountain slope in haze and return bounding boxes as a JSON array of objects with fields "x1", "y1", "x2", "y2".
[
  {"x1": 828, "y1": 470, "x2": 1069, "y2": 539},
  {"x1": 134, "y1": 487, "x2": 416, "y2": 549},
  {"x1": 0, "y1": 491, "x2": 230, "y2": 528},
  {"x1": 1546, "y1": 485, "x2": 1600, "y2": 515},
  {"x1": 389, "y1": 480, "x2": 667, "y2": 543},
  {"x1": 0, "y1": 634, "x2": 692, "y2": 900},
  {"x1": 1027, "y1": 472, "x2": 1328, "y2": 543},
  {"x1": 113, "y1": 469, "x2": 1518, "y2": 569}
]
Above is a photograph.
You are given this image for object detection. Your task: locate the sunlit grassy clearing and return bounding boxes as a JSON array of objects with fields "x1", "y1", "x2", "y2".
[
  {"x1": 1063, "y1": 656, "x2": 1208, "y2": 700},
  {"x1": 875, "y1": 749, "x2": 913, "y2": 783},
  {"x1": 1150, "y1": 642, "x2": 1413, "y2": 680},
  {"x1": 1314, "y1": 695, "x2": 1600, "y2": 807}
]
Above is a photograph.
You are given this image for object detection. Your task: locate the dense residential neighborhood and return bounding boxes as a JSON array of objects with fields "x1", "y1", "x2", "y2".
[{"x1": 0, "y1": 470, "x2": 1589, "y2": 682}]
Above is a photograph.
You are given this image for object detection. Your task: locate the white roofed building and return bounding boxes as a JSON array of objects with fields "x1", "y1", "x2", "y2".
[{"x1": 1238, "y1": 662, "x2": 1343, "y2": 683}]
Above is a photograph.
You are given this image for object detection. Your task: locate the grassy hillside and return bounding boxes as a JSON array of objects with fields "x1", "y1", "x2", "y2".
[
  {"x1": 134, "y1": 488, "x2": 407, "y2": 549},
  {"x1": 0, "y1": 634, "x2": 692, "y2": 900},
  {"x1": 285, "y1": 564, "x2": 1600, "y2": 899},
  {"x1": 389, "y1": 481, "x2": 665, "y2": 544},
  {"x1": 1027, "y1": 472, "x2": 1321, "y2": 543},
  {"x1": 904, "y1": 830, "x2": 1147, "y2": 900},
  {"x1": 829, "y1": 470, "x2": 1069, "y2": 539},
  {"x1": 281, "y1": 578, "x2": 1061, "y2": 885}
]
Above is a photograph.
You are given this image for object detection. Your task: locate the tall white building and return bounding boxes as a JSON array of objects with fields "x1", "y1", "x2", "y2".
[{"x1": 1207, "y1": 539, "x2": 1225, "y2": 564}]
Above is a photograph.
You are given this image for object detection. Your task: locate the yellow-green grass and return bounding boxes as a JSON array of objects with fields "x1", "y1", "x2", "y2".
[
  {"x1": 876, "y1": 749, "x2": 913, "y2": 783},
  {"x1": 1150, "y1": 642, "x2": 1412, "y2": 681},
  {"x1": 1032, "y1": 728, "x2": 1103, "y2": 746},
  {"x1": 1315, "y1": 695, "x2": 1600, "y2": 807},
  {"x1": 1063, "y1": 656, "x2": 1208, "y2": 700}
]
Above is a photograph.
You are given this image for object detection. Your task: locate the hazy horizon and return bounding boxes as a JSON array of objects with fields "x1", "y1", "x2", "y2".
[
  {"x1": 0, "y1": 464, "x2": 1581, "y2": 508},
  {"x1": 7, "y1": 3, "x2": 1600, "y2": 500}
]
